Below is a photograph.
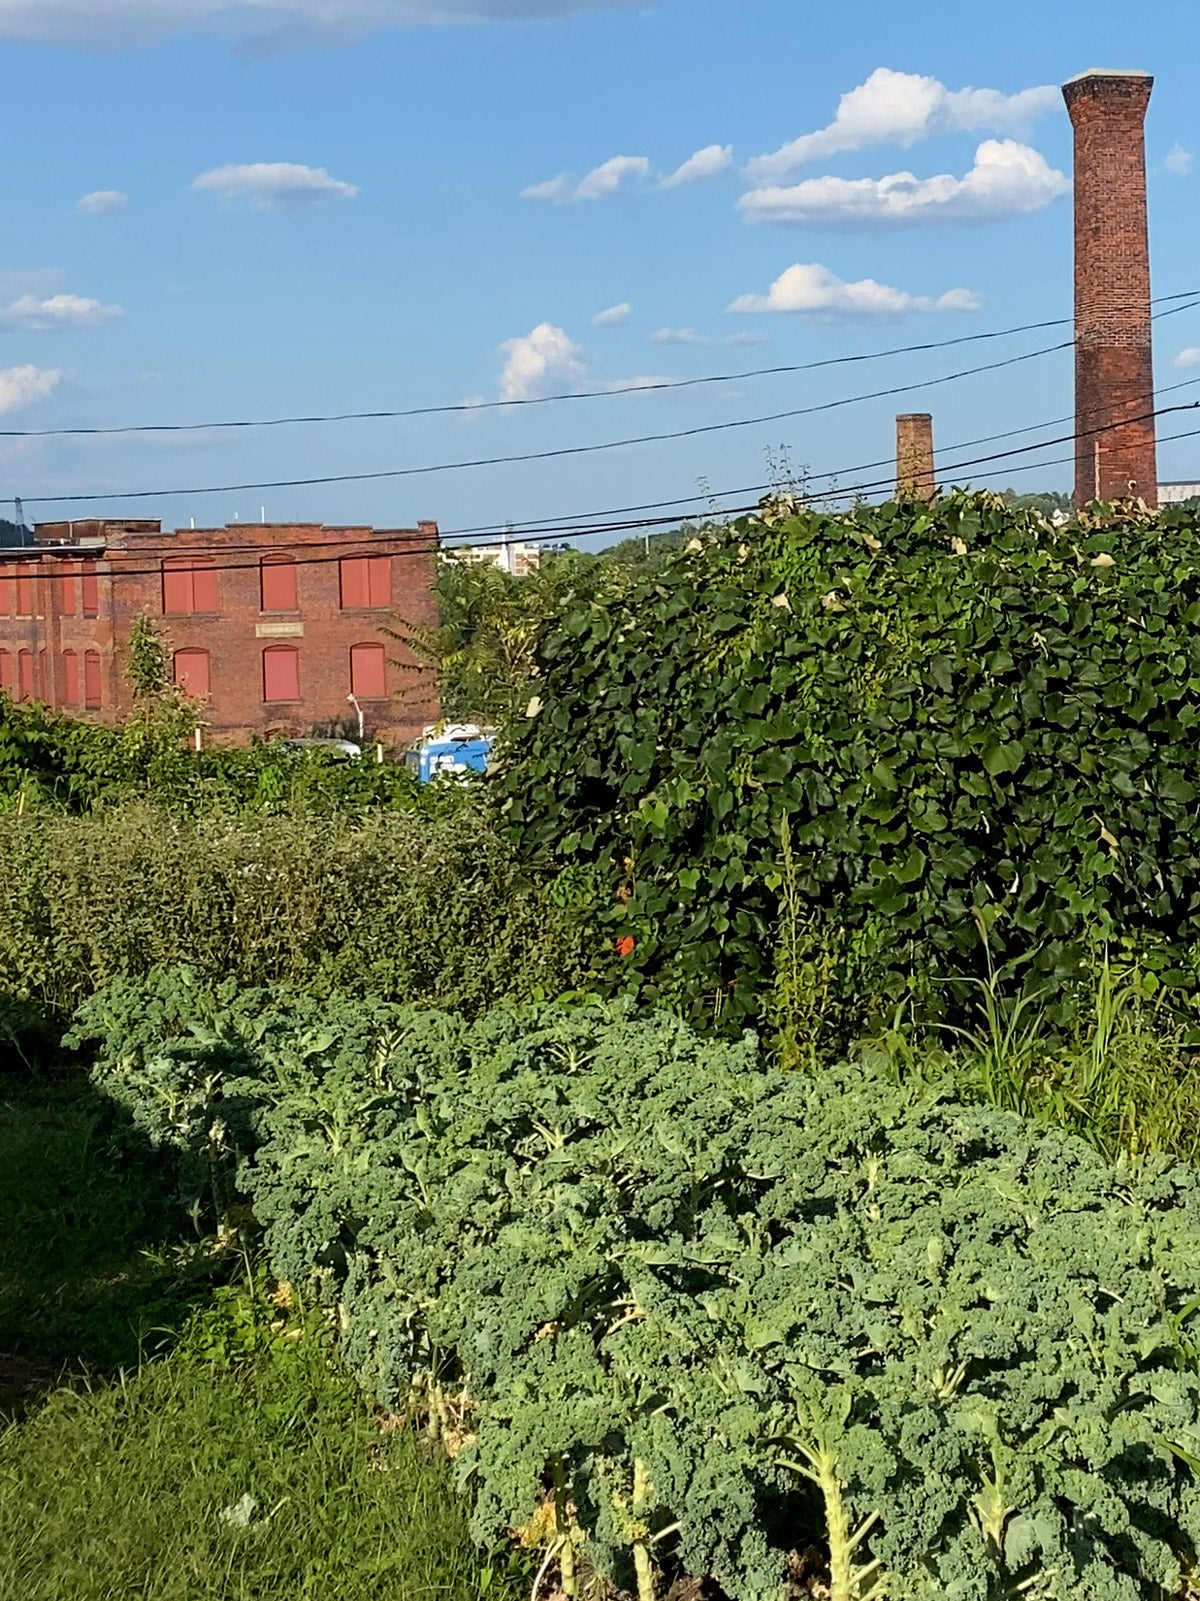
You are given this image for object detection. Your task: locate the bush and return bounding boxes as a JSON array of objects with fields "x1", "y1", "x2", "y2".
[
  {"x1": 79, "y1": 980, "x2": 1200, "y2": 1601},
  {"x1": 0, "y1": 693, "x2": 431, "y2": 815},
  {"x1": 0, "y1": 803, "x2": 589, "y2": 1021},
  {"x1": 499, "y1": 494, "x2": 1200, "y2": 1033}
]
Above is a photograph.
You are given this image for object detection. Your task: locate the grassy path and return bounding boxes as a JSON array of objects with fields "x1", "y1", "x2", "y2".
[{"x1": 0, "y1": 1060, "x2": 520, "y2": 1601}]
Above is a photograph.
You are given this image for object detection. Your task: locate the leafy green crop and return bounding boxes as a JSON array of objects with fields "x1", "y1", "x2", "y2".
[
  {"x1": 499, "y1": 494, "x2": 1200, "y2": 1033},
  {"x1": 80, "y1": 974, "x2": 1200, "y2": 1600}
]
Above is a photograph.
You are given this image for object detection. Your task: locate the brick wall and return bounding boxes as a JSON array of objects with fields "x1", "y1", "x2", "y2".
[
  {"x1": 896, "y1": 413, "x2": 936, "y2": 502},
  {"x1": 1063, "y1": 71, "x2": 1158, "y2": 507},
  {"x1": 0, "y1": 519, "x2": 440, "y2": 744}
]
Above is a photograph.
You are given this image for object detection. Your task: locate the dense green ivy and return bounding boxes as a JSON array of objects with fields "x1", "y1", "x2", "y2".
[
  {"x1": 79, "y1": 976, "x2": 1200, "y2": 1601},
  {"x1": 499, "y1": 494, "x2": 1200, "y2": 1029}
]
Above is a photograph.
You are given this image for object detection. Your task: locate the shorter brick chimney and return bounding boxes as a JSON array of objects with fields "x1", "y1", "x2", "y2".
[{"x1": 896, "y1": 413, "x2": 936, "y2": 502}]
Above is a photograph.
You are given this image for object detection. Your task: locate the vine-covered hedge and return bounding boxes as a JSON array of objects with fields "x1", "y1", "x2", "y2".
[
  {"x1": 77, "y1": 975, "x2": 1200, "y2": 1601},
  {"x1": 499, "y1": 494, "x2": 1200, "y2": 1029}
]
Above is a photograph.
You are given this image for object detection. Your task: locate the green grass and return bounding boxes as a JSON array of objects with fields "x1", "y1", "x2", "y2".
[
  {"x1": 0, "y1": 1061, "x2": 525, "y2": 1600},
  {"x1": 0, "y1": 1309, "x2": 522, "y2": 1601},
  {"x1": 0, "y1": 1066, "x2": 217, "y2": 1400}
]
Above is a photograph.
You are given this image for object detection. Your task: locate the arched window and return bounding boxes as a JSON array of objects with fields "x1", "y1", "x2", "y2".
[
  {"x1": 162, "y1": 556, "x2": 218, "y2": 615},
  {"x1": 84, "y1": 650, "x2": 102, "y2": 710},
  {"x1": 262, "y1": 645, "x2": 300, "y2": 703},
  {"x1": 62, "y1": 650, "x2": 79, "y2": 707},
  {"x1": 17, "y1": 650, "x2": 34, "y2": 701},
  {"x1": 260, "y1": 556, "x2": 298, "y2": 612},
  {"x1": 0, "y1": 650, "x2": 11, "y2": 693},
  {"x1": 173, "y1": 648, "x2": 211, "y2": 698},
  {"x1": 349, "y1": 642, "x2": 387, "y2": 699}
]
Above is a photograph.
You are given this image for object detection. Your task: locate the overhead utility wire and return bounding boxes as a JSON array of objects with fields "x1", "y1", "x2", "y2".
[
  {"x1": 0, "y1": 339, "x2": 1080, "y2": 509},
  {"x1": 9, "y1": 297, "x2": 1198, "y2": 514},
  {"x1": 19, "y1": 403, "x2": 1200, "y2": 586},
  {"x1": 13, "y1": 371, "x2": 1200, "y2": 564},
  {"x1": 3, "y1": 291, "x2": 1196, "y2": 440}
]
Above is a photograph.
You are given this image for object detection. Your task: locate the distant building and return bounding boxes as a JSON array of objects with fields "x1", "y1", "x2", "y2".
[
  {"x1": 0, "y1": 517, "x2": 439, "y2": 744},
  {"x1": 1159, "y1": 482, "x2": 1200, "y2": 505},
  {"x1": 444, "y1": 539, "x2": 545, "y2": 577}
]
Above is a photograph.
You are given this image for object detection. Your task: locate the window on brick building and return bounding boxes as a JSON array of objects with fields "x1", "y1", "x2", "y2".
[
  {"x1": 0, "y1": 564, "x2": 11, "y2": 616},
  {"x1": 17, "y1": 650, "x2": 33, "y2": 701},
  {"x1": 173, "y1": 648, "x2": 211, "y2": 698},
  {"x1": 62, "y1": 650, "x2": 79, "y2": 707},
  {"x1": 350, "y1": 642, "x2": 387, "y2": 699},
  {"x1": 84, "y1": 651, "x2": 102, "y2": 711},
  {"x1": 15, "y1": 567, "x2": 33, "y2": 618},
  {"x1": 262, "y1": 644, "x2": 300, "y2": 703},
  {"x1": 0, "y1": 650, "x2": 10, "y2": 694},
  {"x1": 260, "y1": 555, "x2": 298, "y2": 613},
  {"x1": 56, "y1": 570, "x2": 77, "y2": 616},
  {"x1": 81, "y1": 562, "x2": 99, "y2": 618},
  {"x1": 162, "y1": 556, "x2": 218, "y2": 615},
  {"x1": 339, "y1": 555, "x2": 391, "y2": 610}
]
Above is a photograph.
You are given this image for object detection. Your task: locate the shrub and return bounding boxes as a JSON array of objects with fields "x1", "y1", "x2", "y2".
[
  {"x1": 79, "y1": 979, "x2": 1200, "y2": 1601},
  {"x1": 0, "y1": 804, "x2": 589, "y2": 1020},
  {"x1": 499, "y1": 494, "x2": 1200, "y2": 1033}
]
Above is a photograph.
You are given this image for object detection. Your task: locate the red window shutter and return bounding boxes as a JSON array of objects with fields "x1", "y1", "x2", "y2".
[
  {"x1": 262, "y1": 646, "x2": 300, "y2": 702},
  {"x1": 0, "y1": 650, "x2": 10, "y2": 692},
  {"x1": 367, "y1": 556, "x2": 391, "y2": 609},
  {"x1": 162, "y1": 560, "x2": 192, "y2": 614},
  {"x1": 63, "y1": 650, "x2": 79, "y2": 706},
  {"x1": 173, "y1": 648, "x2": 211, "y2": 698},
  {"x1": 261, "y1": 557, "x2": 298, "y2": 612},
  {"x1": 84, "y1": 651, "x2": 102, "y2": 710},
  {"x1": 350, "y1": 642, "x2": 387, "y2": 699},
  {"x1": 15, "y1": 570, "x2": 33, "y2": 617},
  {"x1": 17, "y1": 650, "x2": 33, "y2": 701},
  {"x1": 340, "y1": 557, "x2": 368, "y2": 609},
  {"x1": 56, "y1": 571, "x2": 77, "y2": 616},
  {"x1": 0, "y1": 564, "x2": 12, "y2": 616},
  {"x1": 81, "y1": 563, "x2": 99, "y2": 617},
  {"x1": 192, "y1": 561, "x2": 218, "y2": 612}
]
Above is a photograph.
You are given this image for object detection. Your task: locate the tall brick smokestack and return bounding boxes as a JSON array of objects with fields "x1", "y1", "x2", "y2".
[
  {"x1": 896, "y1": 413, "x2": 936, "y2": 502},
  {"x1": 1063, "y1": 70, "x2": 1158, "y2": 508}
]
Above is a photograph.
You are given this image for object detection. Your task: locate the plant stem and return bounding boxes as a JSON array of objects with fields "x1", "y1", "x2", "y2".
[{"x1": 631, "y1": 1458, "x2": 655, "y2": 1601}]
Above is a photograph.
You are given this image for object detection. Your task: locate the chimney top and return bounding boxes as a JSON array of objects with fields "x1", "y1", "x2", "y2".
[{"x1": 1065, "y1": 68, "x2": 1153, "y2": 82}]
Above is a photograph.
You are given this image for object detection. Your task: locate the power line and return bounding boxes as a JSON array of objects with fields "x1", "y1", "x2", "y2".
[
  {"x1": 0, "y1": 338, "x2": 1078, "y2": 509},
  {"x1": 8, "y1": 297, "x2": 1199, "y2": 515},
  {"x1": 10, "y1": 374, "x2": 1200, "y2": 565},
  {"x1": 7, "y1": 402, "x2": 1200, "y2": 587},
  {"x1": 3, "y1": 291, "x2": 1196, "y2": 441}
]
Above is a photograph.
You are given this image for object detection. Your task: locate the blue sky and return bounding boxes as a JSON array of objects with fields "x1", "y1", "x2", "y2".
[{"x1": 1, "y1": 0, "x2": 1198, "y2": 543}]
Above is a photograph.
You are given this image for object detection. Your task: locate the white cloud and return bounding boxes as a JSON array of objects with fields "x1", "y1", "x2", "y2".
[
  {"x1": 1166, "y1": 144, "x2": 1194, "y2": 178},
  {"x1": 651, "y1": 327, "x2": 706, "y2": 345},
  {"x1": 599, "y1": 375, "x2": 675, "y2": 392},
  {"x1": 592, "y1": 301, "x2": 632, "y2": 326},
  {"x1": 0, "y1": 0, "x2": 646, "y2": 48},
  {"x1": 0, "y1": 365, "x2": 61, "y2": 416},
  {"x1": 77, "y1": 189, "x2": 130, "y2": 215},
  {"x1": 729, "y1": 262, "x2": 981, "y2": 320},
  {"x1": 747, "y1": 68, "x2": 1059, "y2": 184},
  {"x1": 523, "y1": 154, "x2": 650, "y2": 203},
  {"x1": 739, "y1": 140, "x2": 1069, "y2": 230},
  {"x1": 0, "y1": 292, "x2": 122, "y2": 330},
  {"x1": 661, "y1": 143, "x2": 733, "y2": 189},
  {"x1": 1175, "y1": 348, "x2": 1200, "y2": 369},
  {"x1": 192, "y1": 162, "x2": 359, "y2": 211},
  {"x1": 498, "y1": 322, "x2": 585, "y2": 402}
]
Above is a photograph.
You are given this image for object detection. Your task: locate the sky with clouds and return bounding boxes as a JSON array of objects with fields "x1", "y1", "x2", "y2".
[{"x1": 2, "y1": 0, "x2": 1199, "y2": 538}]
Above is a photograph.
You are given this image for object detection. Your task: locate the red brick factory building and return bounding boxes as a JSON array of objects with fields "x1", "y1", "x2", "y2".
[{"x1": 0, "y1": 517, "x2": 440, "y2": 744}]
